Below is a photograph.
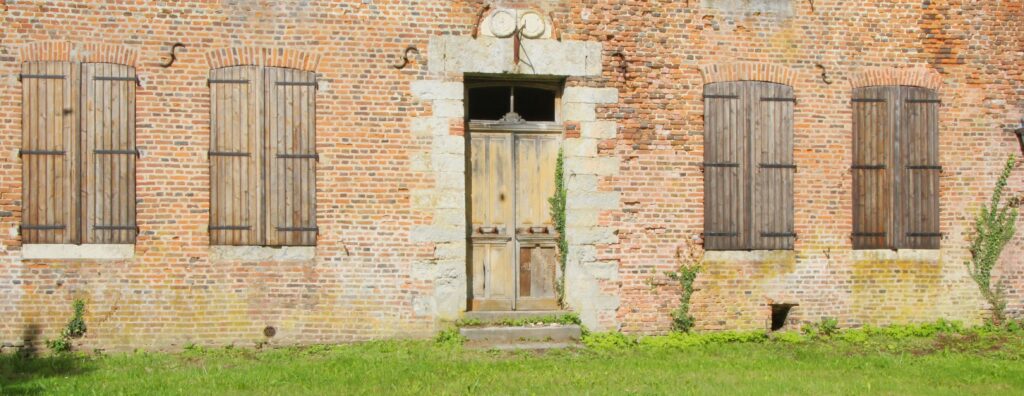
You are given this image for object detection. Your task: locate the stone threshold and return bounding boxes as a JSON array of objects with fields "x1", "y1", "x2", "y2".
[{"x1": 22, "y1": 244, "x2": 135, "y2": 260}]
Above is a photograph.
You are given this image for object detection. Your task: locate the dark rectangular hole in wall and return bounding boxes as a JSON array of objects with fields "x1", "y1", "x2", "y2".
[
  {"x1": 513, "y1": 87, "x2": 556, "y2": 122},
  {"x1": 771, "y1": 304, "x2": 796, "y2": 331},
  {"x1": 467, "y1": 86, "x2": 511, "y2": 121}
]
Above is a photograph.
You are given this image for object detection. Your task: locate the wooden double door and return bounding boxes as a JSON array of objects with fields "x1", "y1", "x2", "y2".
[{"x1": 469, "y1": 128, "x2": 560, "y2": 311}]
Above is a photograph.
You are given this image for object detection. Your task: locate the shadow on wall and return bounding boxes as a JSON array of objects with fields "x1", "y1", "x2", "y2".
[{"x1": 0, "y1": 324, "x2": 93, "y2": 395}]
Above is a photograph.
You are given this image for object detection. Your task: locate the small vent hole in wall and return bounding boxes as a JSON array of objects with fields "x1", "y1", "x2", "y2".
[
  {"x1": 263, "y1": 326, "x2": 277, "y2": 338},
  {"x1": 770, "y1": 304, "x2": 796, "y2": 331}
]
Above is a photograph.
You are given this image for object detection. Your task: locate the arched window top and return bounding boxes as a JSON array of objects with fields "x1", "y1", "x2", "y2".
[
  {"x1": 467, "y1": 81, "x2": 559, "y2": 123},
  {"x1": 206, "y1": 48, "x2": 320, "y2": 73}
]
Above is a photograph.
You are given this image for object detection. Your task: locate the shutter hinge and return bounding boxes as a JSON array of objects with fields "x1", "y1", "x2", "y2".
[
  {"x1": 906, "y1": 232, "x2": 942, "y2": 238},
  {"x1": 208, "y1": 225, "x2": 251, "y2": 231},
  {"x1": 761, "y1": 232, "x2": 796, "y2": 238},
  {"x1": 851, "y1": 98, "x2": 886, "y2": 103},
  {"x1": 759, "y1": 163, "x2": 797, "y2": 169},
  {"x1": 703, "y1": 94, "x2": 739, "y2": 100},
  {"x1": 19, "y1": 149, "x2": 66, "y2": 157},
  {"x1": 905, "y1": 165, "x2": 942, "y2": 171},
  {"x1": 705, "y1": 232, "x2": 739, "y2": 237},
  {"x1": 207, "y1": 79, "x2": 249, "y2": 86},
  {"x1": 852, "y1": 232, "x2": 886, "y2": 237},
  {"x1": 18, "y1": 74, "x2": 65, "y2": 82},
  {"x1": 276, "y1": 226, "x2": 319, "y2": 232},
  {"x1": 208, "y1": 151, "x2": 250, "y2": 158},
  {"x1": 276, "y1": 153, "x2": 319, "y2": 161},
  {"x1": 761, "y1": 97, "x2": 797, "y2": 103},
  {"x1": 851, "y1": 164, "x2": 886, "y2": 170},
  {"x1": 906, "y1": 99, "x2": 941, "y2": 104}
]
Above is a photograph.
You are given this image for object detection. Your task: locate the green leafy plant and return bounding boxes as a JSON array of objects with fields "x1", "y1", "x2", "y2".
[
  {"x1": 965, "y1": 155, "x2": 1019, "y2": 324},
  {"x1": 435, "y1": 328, "x2": 465, "y2": 347},
  {"x1": 46, "y1": 299, "x2": 87, "y2": 353},
  {"x1": 666, "y1": 239, "x2": 703, "y2": 332},
  {"x1": 455, "y1": 313, "x2": 581, "y2": 328},
  {"x1": 548, "y1": 148, "x2": 568, "y2": 306},
  {"x1": 802, "y1": 317, "x2": 839, "y2": 338},
  {"x1": 581, "y1": 331, "x2": 636, "y2": 350}
]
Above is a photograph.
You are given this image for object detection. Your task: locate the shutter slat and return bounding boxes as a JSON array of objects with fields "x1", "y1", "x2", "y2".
[
  {"x1": 209, "y1": 66, "x2": 263, "y2": 245},
  {"x1": 851, "y1": 87, "x2": 893, "y2": 249},
  {"x1": 21, "y1": 61, "x2": 78, "y2": 244},
  {"x1": 900, "y1": 87, "x2": 941, "y2": 249},
  {"x1": 82, "y1": 63, "x2": 137, "y2": 244},
  {"x1": 752, "y1": 82, "x2": 795, "y2": 250},
  {"x1": 265, "y1": 67, "x2": 317, "y2": 246},
  {"x1": 703, "y1": 82, "x2": 745, "y2": 250}
]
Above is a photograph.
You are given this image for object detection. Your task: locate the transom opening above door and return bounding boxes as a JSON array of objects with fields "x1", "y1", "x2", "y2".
[{"x1": 466, "y1": 79, "x2": 563, "y2": 124}]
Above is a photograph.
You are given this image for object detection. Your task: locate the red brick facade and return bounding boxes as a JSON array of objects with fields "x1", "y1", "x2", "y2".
[{"x1": 0, "y1": 1, "x2": 1021, "y2": 351}]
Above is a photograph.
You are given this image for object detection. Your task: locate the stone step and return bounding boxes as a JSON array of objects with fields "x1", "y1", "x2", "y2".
[
  {"x1": 465, "y1": 341, "x2": 583, "y2": 351},
  {"x1": 459, "y1": 324, "x2": 582, "y2": 344},
  {"x1": 462, "y1": 310, "x2": 574, "y2": 324}
]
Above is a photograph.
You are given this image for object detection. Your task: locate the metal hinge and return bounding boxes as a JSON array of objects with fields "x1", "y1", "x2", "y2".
[
  {"x1": 906, "y1": 99, "x2": 941, "y2": 104},
  {"x1": 761, "y1": 97, "x2": 797, "y2": 103},
  {"x1": 705, "y1": 232, "x2": 739, "y2": 237},
  {"x1": 207, "y1": 79, "x2": 249, "y2": 86},
  {"x1": 851, "y1": 98, "x2": 886, "y2": 103},
  {"x1": 208, "y1": 225, "x2": 251, "y2": 231},
  {"x1": 906, "y1": 232, "x2": 942, "y2": 238},
  {"x1": 208, "y1": 151, "x2": 250, "y2": 158},
  {"x1": 276, "y1": 81, "x2": 317, "y2": 90},
  {"x1": 18, "y1": 74, "x2": 65, "y2": 82},
  {"x1": 851, "y1": 164, "x2": 886, "y2": 170},
  {"x1": 276, "y1": 226, "x2": 319, "y2": 232},
  {"x1": 19, "y1": 149, "x2": 66, "y2": 157},
  {"x1": 276, "y1": 153, "x2": 319, "y2": 160},
  {"x1": 702, "y1": 162, "x2": 739, "y2": 168},
  {"x1": 906, "y1": 165, "x2": 942, "y2": 171},
  {"x1": 703, "y1": 94, "x2": 739, "y2": 100},
  {"x1": 19, "y1": 224, "x2": 67, "y2": 232},
  {"x1": 95, "y1": 149, "x2": 140, "y2": 157},
  {"x1": 761, "y1": 232, "x2": 796, "y2": 238},
  {"x1": 759, "y1": 163, "x2": 797, "y2": 169},
  {"x1": 852, "y1": 232, "x2": 886, "y2": 237}
]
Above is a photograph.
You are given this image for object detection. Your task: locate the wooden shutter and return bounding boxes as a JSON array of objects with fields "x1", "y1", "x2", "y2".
[
  {"x1": 703, "y1": 82, "x2": 746, "y2": 250},
  {"x1": 20, "y1": 61, "x2": 79, "y2": 244},
  {"x1": 264, "y1": 67, "x2": 317, "y2": 246},
  {"x1": 751, "y1": 82, "x2": 796, "y2": 250},
  {"x1": 209, "y1": 66, "x2": 263, "y2": 245},
  {"x1": 899, "y1": 87, "x2": 941, "y2": 249},
  {"x1": 851, "y1": 87, "x2": 896, "y2": 249},
  {"x1": 81, "y1": 63, "x2": 137, "y2": 244}
]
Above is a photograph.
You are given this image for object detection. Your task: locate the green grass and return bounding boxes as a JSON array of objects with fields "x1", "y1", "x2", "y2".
[{"x1": 3, "y1": 331, "x2": 1024, "y2": 395}]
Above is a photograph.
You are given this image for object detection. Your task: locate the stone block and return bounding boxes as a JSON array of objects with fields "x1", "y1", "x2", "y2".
[
  {"x1": 22, "y1": 244, "x2": 135, "y2": 260},
  {"x1": 562, "y1": 102, "x2": 596, "y2": 122},
  {"x1": 209, "y1": 246, "x2": 315, "y2": 262},
  {"x1": 563, "y1": 138, "x2": 597, "y2": 157},
  {"x1": 410, "y1": 225, "x2": 463, "y2": 243},
  {"x1": 411, "y1": 117, "x2": 449, "y2": 137},
  {"x1": 581, "y1": 121, "x2": 617, "y2": 139},
  {"x1": 565, "y1": 157, "x2": 619, "y2": 176},
  {"x1": 567, "y1": 227, "x2": 617, "y2": 245},
  {"x1": 432, "y1": 99, "x2": 465, "y2": 118},
  {"x1": 563, "y1": 87, "x2": 619, "y2": 104},
  {"x1": 567, "y1": 191, "x2": 620, "y2": 210},
  {"x1": 410, "y1": 80, "x2": 463, "y2": 101}
]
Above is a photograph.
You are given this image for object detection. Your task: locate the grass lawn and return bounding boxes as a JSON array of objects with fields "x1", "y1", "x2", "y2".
[{"x1": 2, "y1": 330, "x2": 1024, "y2": 395}]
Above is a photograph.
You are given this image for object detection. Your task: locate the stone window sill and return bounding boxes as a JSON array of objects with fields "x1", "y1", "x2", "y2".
[
  {"x1": 851, "y1": 249, "x2": 941, "y2": 262},
  {"x1": 22, "y1": 244, "x2": 135, "y2": 260},
  {"x1": 209, "y1": 245, "x2": 316, "y2": 262}
]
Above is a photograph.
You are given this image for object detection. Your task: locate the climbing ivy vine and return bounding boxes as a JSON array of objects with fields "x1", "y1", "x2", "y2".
[
  {"x1": 966, "y1": 155, "x2": 1019, "y2": 323},
  {"x1": 667, "y1": 238, "x2": 703, "y2": 332},
  {"x1": 549, "y1": 148, "x2": 568, "y2": 306}
]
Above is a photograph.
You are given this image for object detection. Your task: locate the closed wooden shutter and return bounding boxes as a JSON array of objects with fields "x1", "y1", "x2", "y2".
[
  {"x1": 20, "y1": 61, "x2": 80, "y2": 244},
  {"x1": 852, "y1": 86, "x2": 940, "y2": 250},
  {"x1": 851, "y1": 87, "x2": 896, "y2": 249},
  {"x1": 82, "y1": 63, "x2": 137, "y2": 244},
  {"x1": 703, "y1": 82, "x2": 746, "y2": 250},
  {"x1": 209, "y1": 66, "x2": 264, "y2": 245},
  {"x1": 751, "y1": 82, "x2": 796, "y2": 250},
  {"x1": 264, "y1": 67, "x2": 317, "y2": 246},
  {"x1": 704, "y1": 81, "x2": 794, "y2": 250},
  {"x1": 899, "y1": 87, "x2": 941, "y2": 249}
]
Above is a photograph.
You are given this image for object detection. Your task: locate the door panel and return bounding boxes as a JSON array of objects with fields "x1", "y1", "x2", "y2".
[{"x1": 469, "y1": 130, "x2": 560, "y2": 311}]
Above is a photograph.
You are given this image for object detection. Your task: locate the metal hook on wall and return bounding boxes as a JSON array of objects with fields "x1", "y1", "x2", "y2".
[
  {"x1": 160, "y1": 43, "x2": 185, "y2": 68},
  {"x1": 392, "y1": 46, "x2": 420, "y2": 70}
]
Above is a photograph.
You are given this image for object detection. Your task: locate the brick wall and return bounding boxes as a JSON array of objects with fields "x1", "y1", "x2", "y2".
[{"x1": 0, "y1": 0, "x2": 1021, "y2": 351}]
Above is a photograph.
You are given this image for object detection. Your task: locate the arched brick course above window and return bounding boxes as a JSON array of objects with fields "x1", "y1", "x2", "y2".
[
  {"x1": 19, "y1": 41, "x2": 138, "y2": 67},
  {"x1": 699, "y1": 62, "x2": 799, "y2": 87},
  {"x1": 205, "y1": 48, "x2": 321, "y2": 72},
  {"x1": 849, "y1": 67, "x2": 943, "y2": 92}
]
